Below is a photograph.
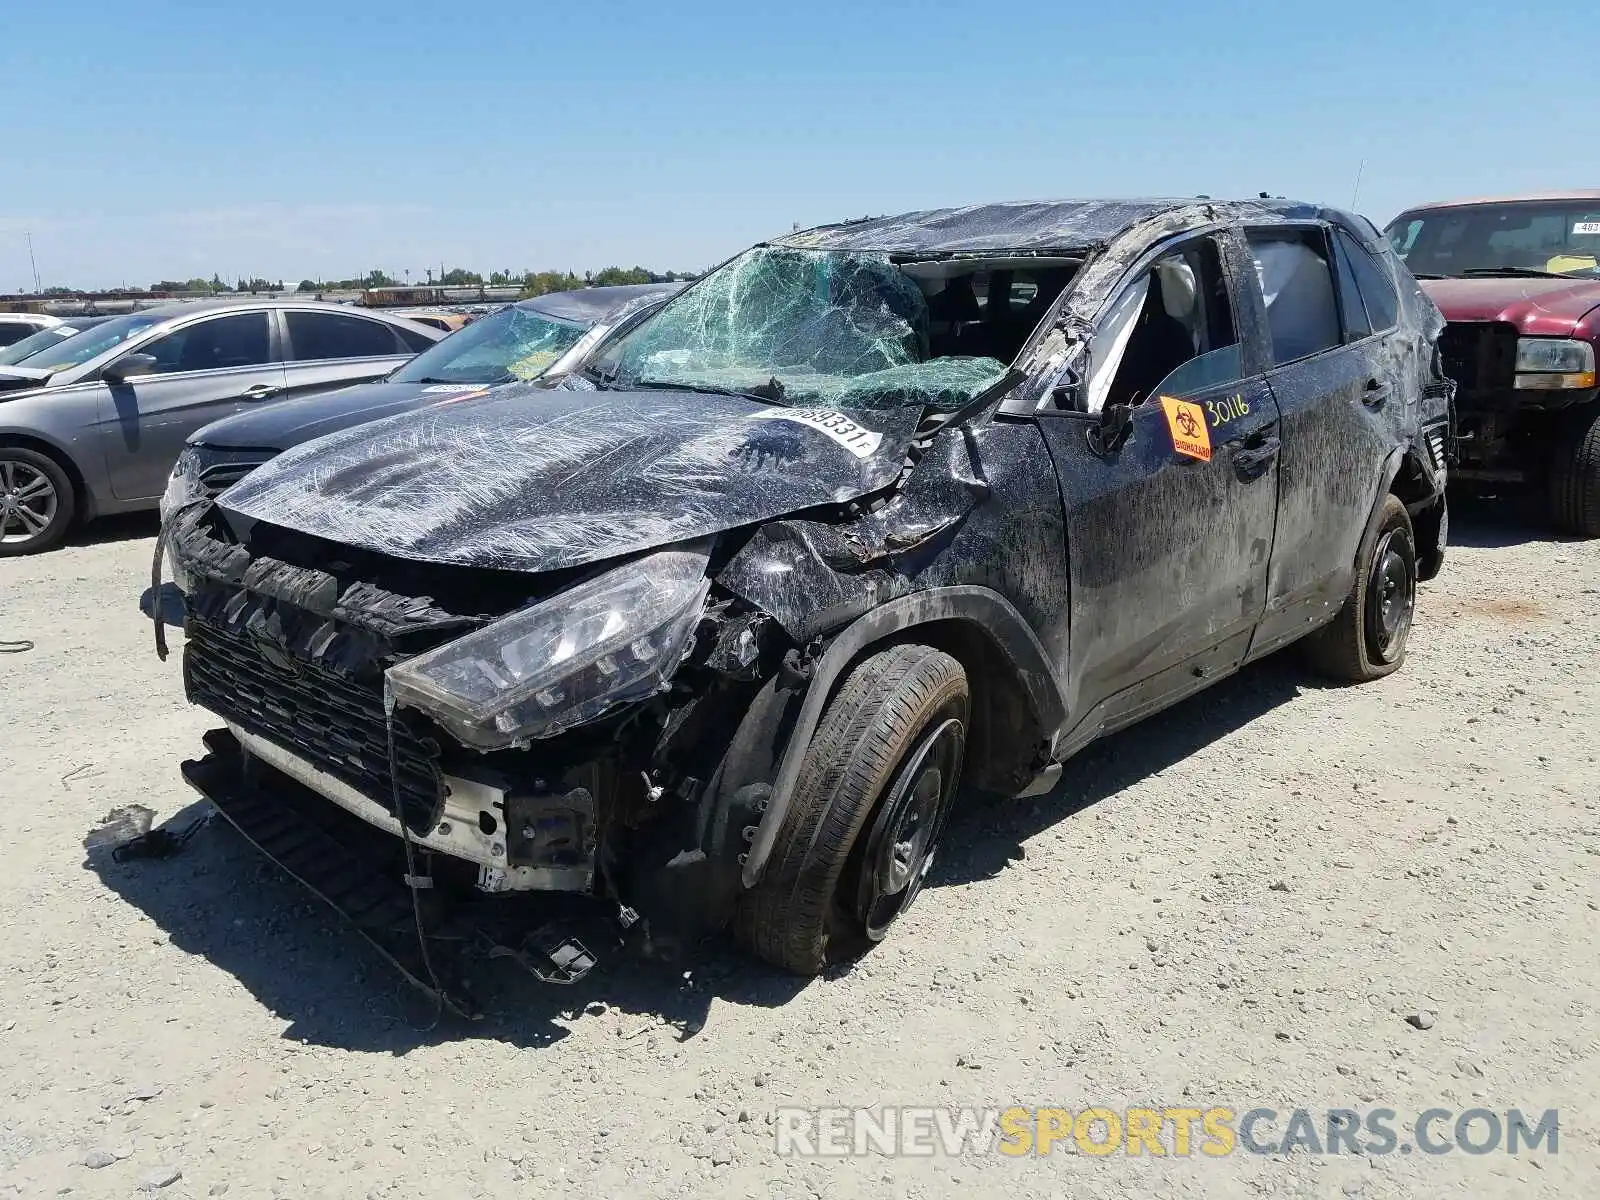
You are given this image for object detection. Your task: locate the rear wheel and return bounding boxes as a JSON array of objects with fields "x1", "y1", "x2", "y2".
[
  {"x1": 1303, "y1": 493, "x2": 1416, "y2": 683},
  {"x1": 0, "y1": 448, "x2": 75, "y2": 557},
  {"x1": 1547, "y1": 406, "x2": 1600, "y2": 537},
  {"x1": 734, "y1": 644, "x2": 968, "y2": 975}
]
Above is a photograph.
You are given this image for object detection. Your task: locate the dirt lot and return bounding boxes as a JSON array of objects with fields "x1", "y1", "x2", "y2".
[{"x1": 1, "y1": 504, "x2": 1595, "y2": 1199}]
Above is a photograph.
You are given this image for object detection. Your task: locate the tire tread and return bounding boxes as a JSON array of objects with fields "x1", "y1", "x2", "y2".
[{"x1": 734, "y1": 644, "x2": 967, "y2": 975}]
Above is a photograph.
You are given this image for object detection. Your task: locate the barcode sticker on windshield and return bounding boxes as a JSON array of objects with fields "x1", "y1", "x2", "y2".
[
  {"x1": 1574, "y1": 221, "x2": 1600, "y2": 235},
  {"x1": 422, "y1": 384, "x2": 486, "y2": 394},
  {"x1": 749, "y1": 408, "x2": 884, "y2": 458}
]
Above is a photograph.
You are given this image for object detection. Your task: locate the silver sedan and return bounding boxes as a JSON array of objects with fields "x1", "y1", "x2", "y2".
[{"x1": 0, "y1": 298, "x2": 440, "y2": 554}]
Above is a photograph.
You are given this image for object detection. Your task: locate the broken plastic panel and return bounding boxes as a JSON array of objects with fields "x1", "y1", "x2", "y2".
[
  {"x1": 598, "y1": 246, "x2": 1010, "y2": 411},
  {"x1": 385, "y1": 547, "x2": 711, "y2": 749}
]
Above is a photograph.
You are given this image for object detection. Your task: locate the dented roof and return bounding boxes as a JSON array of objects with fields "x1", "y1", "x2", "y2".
[{"x1": 773, "y1": 197, "x2": 1326, "y2": 257}]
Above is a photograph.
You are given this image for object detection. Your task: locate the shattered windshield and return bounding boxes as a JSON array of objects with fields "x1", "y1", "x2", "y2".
[
  {"x1": 1388, "y1": 201, "x2": 1600, "y2": 278},
  {"x1": 391, "y1": 305, "x2": 587, "y2": 386},
  {"x1": 588, "y1": 245, "x2": 1010, "y2": 411}
]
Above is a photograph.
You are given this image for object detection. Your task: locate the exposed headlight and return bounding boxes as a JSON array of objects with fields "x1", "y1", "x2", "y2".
[
  {"x1": 159, "y1": 447, "x2": 204, "y2": 524},
  {"x1": 1514, "y1": 338, "x2": 1597, "y2": 389},
  {"x1": 386, "y1": 547, "x2": 712, "y2": 749}
]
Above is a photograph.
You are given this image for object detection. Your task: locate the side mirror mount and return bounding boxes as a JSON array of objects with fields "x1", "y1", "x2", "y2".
[
  {"x1": 1047, "y1": 364, "x2": 1086, "y2": 411},
  {"x1": 1087, "y1": 401, "x2": 1133, "y2": 456},
  {"x1": 103, "y1": 353, "x2": 158, "y2": 385}
]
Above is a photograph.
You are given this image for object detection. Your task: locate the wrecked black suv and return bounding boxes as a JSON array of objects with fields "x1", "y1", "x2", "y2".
[{"x1": 161, "y1": 199, "x2": 1451, "y2": 989}]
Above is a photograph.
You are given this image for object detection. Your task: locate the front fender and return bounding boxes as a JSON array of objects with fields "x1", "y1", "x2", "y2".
[{"x1": 739, "y1": 584, "x2": 1066, "y2": 888}]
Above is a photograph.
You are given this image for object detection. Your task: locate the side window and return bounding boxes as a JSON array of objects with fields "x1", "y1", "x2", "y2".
[
  {"x1": 286, "y1": 311, "x2": 405, "y2": 361},
  {"x1": 1246, "y1": 231, "x2": 1343, "y2": 365},
  {"x1": 1088, "y1": 237, "x2": 1242, "y2": 411},
  {"x1": 1332, "y1": 240, "x2": 1372, "y2": 341},
  {"x1": 0, "y1": 324, "x2": 32, "y2": 348},
  {"x1": 396, "y1": 324, "x2": 439, "y2": 352},
  {"x1": 1338, "y1": 232, "x2": 1400, "y2": 331},
  {"x1": 136, "y1": 313, "x2": 273, "y2": 375}
]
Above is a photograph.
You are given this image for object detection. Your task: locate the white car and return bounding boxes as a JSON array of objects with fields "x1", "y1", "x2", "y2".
[{"x1": 0, "y1": 313, "x2": 62, "y2": 348}]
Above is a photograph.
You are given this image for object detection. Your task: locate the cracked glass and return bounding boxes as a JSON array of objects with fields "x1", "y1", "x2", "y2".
[{"x1": 590, "y1": 246, "x2": 1010, "y2": 411}]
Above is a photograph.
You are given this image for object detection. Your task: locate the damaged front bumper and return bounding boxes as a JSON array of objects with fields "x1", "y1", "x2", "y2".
[
  {"x1": 220, "y1": 720, "x2": 595, "y2": 893},
  {"x1": 182, "y1": 728, "x2": 599, "y2": 1015},
  {"x1": 163, "y1": 503, "x2": 779, "y2": 951}
]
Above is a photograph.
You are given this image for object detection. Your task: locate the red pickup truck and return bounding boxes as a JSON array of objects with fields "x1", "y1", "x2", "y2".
[{"x1": 1385, "y1": 191, "x2": 1600, "y2": 536}]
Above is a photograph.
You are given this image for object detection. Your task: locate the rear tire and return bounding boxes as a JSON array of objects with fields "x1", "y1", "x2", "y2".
[
  {"x1": 1547, "y1": 406, "x2": 1600, "y2": 538},
  {"x1": 734, "y1": 644, "x2": 968, "y2": 975},
  {"x1": 0, "y1": 447, "x2": 76, "y2": 557},
  {"x1": 1303, "y1": 493, "x2": 1416, "y2": 683}
]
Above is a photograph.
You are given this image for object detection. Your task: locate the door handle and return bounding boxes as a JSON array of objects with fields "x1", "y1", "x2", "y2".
[
  {"x1": 1363, "y1": 380, "x2": 1391, "y2": 409},
  {"x1": 240, "y1": 383, "x2": 279, "y2": 401},
  {"x1": 1232, "y1": 434, "x2": 1280, "y2": 480}
]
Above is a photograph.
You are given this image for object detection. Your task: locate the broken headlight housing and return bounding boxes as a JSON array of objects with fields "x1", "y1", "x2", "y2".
[
  {"x1": 160, "y1": 447, "x2": 204, "y2": 524},
  {"x1": 385, "y1": 547, "x2": 712, "y2": 750},
  {"x1": 1514, "y1": 338, "x2": 1597, "y2": 390}
]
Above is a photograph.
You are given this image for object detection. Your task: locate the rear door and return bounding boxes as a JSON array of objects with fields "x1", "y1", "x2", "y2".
[
  {"x1": 1032, "y1": 229, "x2": 1282, "y2": 738},
  {"x1": 278, "y1": 309, "x2": 431, "y2": 401},
  {"x1": 100, "y1": 310, "x2": 284, "y2": 500},
  {"x1": 1242, "y1": 225, "x2": 1400, "y2": 656}
]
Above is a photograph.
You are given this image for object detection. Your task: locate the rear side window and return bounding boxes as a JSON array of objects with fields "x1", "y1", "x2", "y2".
[
  {"x1": 286, "y1": 311, "x2": 405, "y2": 361},
  {"x1": 0, "y1": 323, "x2": 33, "y2": 348},
  {"x1": 1246, "y1": 231, "x2": 1343, "y2": 365},
  {"x1": 1332, "y1": 241, "x2": 1371, "y2": 341},
  {"x1": 1338, "y1": 232, "x2": 1400, "y2": 331}
]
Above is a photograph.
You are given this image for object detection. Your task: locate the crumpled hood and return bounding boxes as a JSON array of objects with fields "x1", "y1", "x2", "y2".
[
  {"x1": 219, "y1": 384, "x2": 921, "y2": 572},
  {"x1": 1420, "y1": 277, "x2": 1600, "y2": 336},
  {"x1": 191, "y1": 380, "x2": 493, "y2": 453}
]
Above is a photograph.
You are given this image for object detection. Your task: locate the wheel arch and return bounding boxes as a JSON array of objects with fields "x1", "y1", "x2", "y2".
[
  {"x1": 739, "y1": 585, "x2": 1067, "y2": 888},
  {"x1": 1383, "y1": 442, "x2": 1446, "y2": 582},
  {"x1": 0, "y1": 431, "x2": 91, "y2": 521}
]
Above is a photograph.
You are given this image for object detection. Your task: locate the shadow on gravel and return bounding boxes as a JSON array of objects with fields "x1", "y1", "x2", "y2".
[
  {"x1": 63, "y1": 511, "x2": 160, "y2": 549},
  {"x1": 83, "y1": 797, "x2": 807, "y2": 1055},
  {"x1": 1445, "y1": 488, "x2": 1577, "y2": 549},
  {"x1": 83, "y1": 651, "x2": 1310, "y2": 1055},
  {"x1": 931, "y1": 651, "x2": 1309, "y2": 889}
]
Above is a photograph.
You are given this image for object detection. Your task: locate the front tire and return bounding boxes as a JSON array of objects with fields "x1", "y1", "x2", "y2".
[
  {"x1": 1547, "y1": 406, "x2": 1600, "y2": 537},
  {"x1": 734, "y1": 644, "x2": 968, "y2": 975},
  {"x1": 1303, "y1": 493, "x2": 1417, "y2": 683},
  {"x1": 0, "y1": 448, "x2": 75, "y2": 557}
]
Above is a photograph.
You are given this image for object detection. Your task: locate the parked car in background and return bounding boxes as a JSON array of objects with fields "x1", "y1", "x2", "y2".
[
  {"x1": 393, "y1": 309, "x2": 474, "y2": 333},
  {"x1": 0, "y1": 315, "x2": 114, "y2": 366},
  {"x1": 161, "y1": 283, "x2": 681, "y2": 518},
  {"x1": 163, "y1": 199, "x2": 1450, "y2": 999},
  {"x1": 0, "y1": 299, "x2": 440, "y2": 554},
  {"x1": 1386, "y1": 190, "x2": 1600, "y2": 535},
  {"x1": 0, "y1": 313, "x2": 63, "y2": 348}
]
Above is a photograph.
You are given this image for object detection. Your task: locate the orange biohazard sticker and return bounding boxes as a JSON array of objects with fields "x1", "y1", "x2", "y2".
[{"x1": 1159, "y1": 396, "x2": 1212, "y2": 462}]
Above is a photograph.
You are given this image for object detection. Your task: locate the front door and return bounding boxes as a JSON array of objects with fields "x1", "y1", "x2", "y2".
[
  {"x1": 100, "y1": 311, "x2": 284, "y2": 500},
  {"x1": 1033, "y1": 232, "x2": 1281, "y2": 742}
]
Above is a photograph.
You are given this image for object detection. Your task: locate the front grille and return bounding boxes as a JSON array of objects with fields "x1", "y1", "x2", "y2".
[
  {"x1": 1437, "y1": 322, "x2": 1518, "y2": 402},
  {"x1": 184, "y1": 612, "x2": 443, "y2": 832},
  {"x1": 200, "y1": 460, "x2": 266, "y2": 498}
]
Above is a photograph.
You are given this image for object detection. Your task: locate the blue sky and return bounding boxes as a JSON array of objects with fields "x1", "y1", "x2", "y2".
[{"x1": 0, "y1": 0, "x2": 1585, "y2": 290}]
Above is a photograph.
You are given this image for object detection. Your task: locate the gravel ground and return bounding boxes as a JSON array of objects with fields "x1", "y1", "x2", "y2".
[{"x1": 1, "y1": 503, "x2": 1595, "y2": 1199}]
